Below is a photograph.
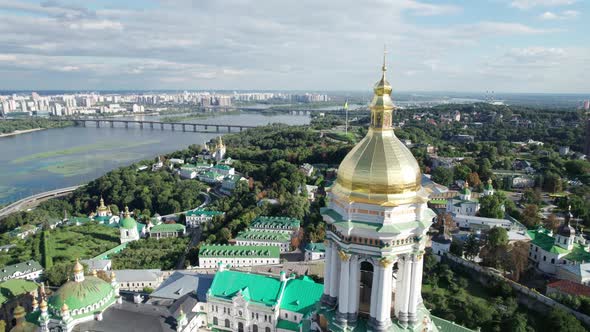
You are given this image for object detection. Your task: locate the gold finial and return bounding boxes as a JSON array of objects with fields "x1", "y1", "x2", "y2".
[
  {"x1": 124, "y1": 206, "x2": 130, "y2": 217},
  {"x1": 73, "y1": 258, "x2": 83, "y2": 274},
  {"x1": 92, "y1": 269, "x2": 97, "y2": 277},
  {"x1": 61, "y1": 303, "x2": 69, "y2": 312}
]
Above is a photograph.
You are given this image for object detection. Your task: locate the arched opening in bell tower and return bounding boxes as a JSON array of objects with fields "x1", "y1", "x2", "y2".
[{"x1": 358, "y1": 260, "x2": 374, "y2": 317}]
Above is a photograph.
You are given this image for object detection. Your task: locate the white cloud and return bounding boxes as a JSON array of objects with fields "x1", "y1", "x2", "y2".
[
  {"x1": 510, "y1": 0, "x2": 576, "y2": 10},
  {"x1": 539, "y1": 10, "x2": 579, "y2": 19},
  {"x1": 0, "y1": 0, "x2": 583, "y2": 92}
]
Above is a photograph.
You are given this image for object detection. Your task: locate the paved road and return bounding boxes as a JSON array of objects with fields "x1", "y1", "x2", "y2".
[
  {"x1": 159, "y1": 191, "x2": 211, "y2": 221},
  {"x1": 0, "y1": 185, "x2": 82, "y2": 219}
]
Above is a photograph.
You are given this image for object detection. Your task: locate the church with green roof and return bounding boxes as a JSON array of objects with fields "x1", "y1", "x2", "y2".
[
  {"x1": 528, "y1": 209, "x2": 590, "y2": 276},
  {"x1": 22, "y1": 260, "x2": 120, "y2": 332},
  {"x1": 206, "y1": 265, "x2": 323, "y2": 332}
]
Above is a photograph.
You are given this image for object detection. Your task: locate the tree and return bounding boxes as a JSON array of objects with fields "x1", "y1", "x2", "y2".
[
  {"x1": 544, "y1": 172, "x2": 563, "y2": 193},
  {"x1": 544, "y1": 214, "x2": 560, "y2": 232},
  {"x1": 479, "y1": 194, "x2": 504, "y2": 219},
  {"x1": 467, "y1": 172, "x2": 482, "y2": 188},
  {"x1": 463, "y1": 234, "x2": 480, "y2": 260},
  {"x1": 432, "y1": 167, "x2": 453, "y2": 187},
  {"x1": 521, "y1": 189, "x2": 542, "y2": 206},
  {"x1": 521, "y1": 205, "x2": 541, "y2": 228},
  {"x1": 506, "y1": 241, "x2": 529, "y2": 281},
  {"x1": 544, "y1": 308, "x2": 586, "y2": 332},
  {"x1": 450, "y1": 240, "x2": 464, "y2": 257},
  {"x1": 487, "y1": 227, "x2": 508, "y2": 248},
  {"x1": 505, "y1": 312, "x2": 528, "y2": 332}
]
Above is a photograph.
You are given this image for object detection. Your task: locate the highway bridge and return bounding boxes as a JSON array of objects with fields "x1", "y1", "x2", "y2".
[
  {"x1": 0, "y1": 185, "x2": 82, "y2": 219},
  {"x1": 71, "y1": 118, "x2": 255, "y2": 133}
]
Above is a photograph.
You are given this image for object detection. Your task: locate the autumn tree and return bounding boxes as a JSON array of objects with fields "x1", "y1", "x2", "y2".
[
  {"x1": 521, "y1": 205, "x2": 541, "y2": 228},
  {"x1": 544, "y1": 214, "x2": 560, "y2": 232}
]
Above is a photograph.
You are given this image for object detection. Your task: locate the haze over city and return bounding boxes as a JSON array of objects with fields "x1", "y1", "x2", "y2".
[{"x1": 0, "y1": 0, "x2": 588, "y2": 93}]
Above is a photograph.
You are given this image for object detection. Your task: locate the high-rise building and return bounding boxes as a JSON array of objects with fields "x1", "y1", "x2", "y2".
[
  {"x1": 584, "y1": 100, "x2": 590, "y2": 110},
  {"x1": 585, "y1": 118, "x2": 590, "y2": 161},
  {"x1": 320, "y1": 55, "x2": 440, "y2": 331}
]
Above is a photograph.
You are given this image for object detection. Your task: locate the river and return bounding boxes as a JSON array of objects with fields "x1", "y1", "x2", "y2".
[{"x1": 0, "y1": 112, "x2": 309, "y2": 205}]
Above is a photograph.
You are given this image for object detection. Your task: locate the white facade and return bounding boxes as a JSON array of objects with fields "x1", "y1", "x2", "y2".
[
  {"x1": 235, "y1": 239, "x2": 290, "y2": 253},
  {"x1": 199, "y1": 256, "x2": 280, "y2": 269},
  {"x1": 453, "y1": 214, "x2": 512, "y2": 230}
]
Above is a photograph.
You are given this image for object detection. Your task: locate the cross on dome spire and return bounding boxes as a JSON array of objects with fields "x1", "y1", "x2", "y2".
[{"x1": 382, "y1": 45, "x2": 387, "y2": 74}]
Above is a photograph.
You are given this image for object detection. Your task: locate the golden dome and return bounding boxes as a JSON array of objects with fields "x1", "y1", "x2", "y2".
[
  {"x1": 40, "y1": 299, "x2": 47, "y2": 310},
  {"x1": 332, "y1": 51, "x2": 422, "y2": 206},
  {"x1": 72, "y1": 259, "x2": 83, "y2": 274}
]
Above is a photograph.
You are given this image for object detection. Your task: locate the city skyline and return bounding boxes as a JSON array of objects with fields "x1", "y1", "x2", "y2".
[{"x1": 0, "y1": 0, "x2": 588, "y2": 93}]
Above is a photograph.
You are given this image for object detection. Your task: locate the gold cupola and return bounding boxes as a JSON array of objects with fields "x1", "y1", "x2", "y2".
[{"x1": 331, "y1": 51, "x2": 422, "y2": 206}]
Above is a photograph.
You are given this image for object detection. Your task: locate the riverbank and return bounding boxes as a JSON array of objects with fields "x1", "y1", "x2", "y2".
[{"x1": 0, "y1": 127, "x2": 44, "y2": 138}]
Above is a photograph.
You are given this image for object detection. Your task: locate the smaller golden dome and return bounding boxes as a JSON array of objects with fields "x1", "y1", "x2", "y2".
[
  {"x1": 110, "y1": 271, "x2": 116, "y2": 279},
  {"x1": 40, "y1": 299, "x2": 47, "y2": 310},
  {"x1": 72, "y1": 259, "x2": 83, "y2": 274},
  {"x1": 92, "y1": 269, "x2": 97, "y2": 277},
  {"x1": 32, "y1": 298, "x2": 38, "y2": 306},
  {"x1": 13, "y1": 305, "x2": 25, "y2": 319}
]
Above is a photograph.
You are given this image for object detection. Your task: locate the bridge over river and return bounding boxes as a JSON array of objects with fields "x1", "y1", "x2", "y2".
[{"x1": 71, "y1": 118, "x2": 256, "y2": 133}]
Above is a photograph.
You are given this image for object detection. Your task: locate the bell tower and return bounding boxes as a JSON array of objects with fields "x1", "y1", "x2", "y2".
[{"x1": 320, "y1": 51, "x2": 435, "y2": 331}]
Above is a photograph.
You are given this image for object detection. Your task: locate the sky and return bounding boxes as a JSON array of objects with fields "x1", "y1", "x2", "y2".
[{"x1": 0, "y1": 0, "x2": 588, "y2": 93}]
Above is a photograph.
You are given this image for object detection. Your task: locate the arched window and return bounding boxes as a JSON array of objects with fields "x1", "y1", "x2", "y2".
[
  {"x1": 266, "y1": 327, "x2": 271, "y2": 332},
  {"x1": 238, "y1": 322, "x2": 244, "y2": 332},
  {"x1": 225, "y1": 319, "x2": 230, "y2": 328},
  {"x1": 253, "y1": 325, "x2": 258, "y2": 332},
  {"x1": 213, "y1": 317, "x2": 218, "y2": 325}
]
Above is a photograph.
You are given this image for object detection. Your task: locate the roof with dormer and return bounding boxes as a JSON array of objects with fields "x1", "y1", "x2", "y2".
[{"x1": 199, "y1": 245, "x2": 279, "y2": 259}]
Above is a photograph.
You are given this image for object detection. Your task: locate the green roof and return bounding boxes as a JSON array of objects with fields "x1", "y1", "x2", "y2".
[
  {"x1": 0, "y1": 279, "x2": 38, "y2": 305},
  {"x1": 48, "y1": 276, "x2": 115, "y2": 313},
  {"x1": 276, "y1": 319, "x2": 301, "y2": 331},
  {"x1": 429, "y1": 199, "x2": 448, "y2": 205},
  {"x1": 250, "y1": 216, "x2": 301, "y2": 229},
  {"x1": 564, "y1": 244, "x2": 590, "y2": 263},
  {"x1": 280, "y1": 276, "x2": 323, "y2": 314},
  {"x1": 150, "y1": 223, "x2": 185, "y2": 233},
  {"x1": 119, "y1": 215, "x2": 137, "y2": 230},
  {"x1": 431, "y1": 315, "x2": 474, "y2": 332},
  {"x1": 214, "y1": 164, "x2": 231, "y2": 171},
  {"x1": 92, "y1": 242, "x2": 129, "y2": 260},
  {"x1": 235, "y1": 230, "x2": 291, "y2": 242},
  {"x1": 0, "y1": 260, "x2": 43, "y2": 281},
  {"x1": 209, "y1": 270, "x2": 283, "y2": 306},
  {"x1": 305, "y1": 242, "x2": 326, "y2": 253},
  {"x1": 186, "y1": 210, "x2": 224, "y2": 217},
  {"x1": 199, "y1": 245, "x2": 280, "y2": 258},
  {"x1": 201, "y1": 171, "x2": 221, "y2": 178},
  {"x1": 321, "y1": 208, "x2": 433, "y2": 235}
]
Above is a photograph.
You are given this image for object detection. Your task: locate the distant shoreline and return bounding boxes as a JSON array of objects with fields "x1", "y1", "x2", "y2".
[{"x1": 0, "y1": 128, "x2": 45, "y2": 138}]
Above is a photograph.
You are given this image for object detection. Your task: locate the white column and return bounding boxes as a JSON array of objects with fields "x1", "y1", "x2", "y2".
[
  {"x1": 400, "y1": 255, "x2": 413, "y2": 323},
  {"x1": 322, "y1": 241, "x2": 332, "y2": 298},
  {"x1": 375, "y1": 261, "x2": 393, "y2": 326},
  {"x1": 329, "y1": 245, "x2": 340, "y2": 299},
  {"x1": 394, "y1": 257, "x2": 405, "y2": 319},
  {"x1": 348, "y1": 256, "x2": 359, "y2": 318},
  {"x1": 408, "y1": 253, "x2": 424, "y2": 324},
  {"x1": 337, "y1": 254, "x2": 350, "y2": 317},
  {"x1": 369, "y1": 262, "x2": 381, "y2": 320}
]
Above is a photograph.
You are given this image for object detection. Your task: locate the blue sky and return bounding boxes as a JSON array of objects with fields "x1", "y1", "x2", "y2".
[{"x1": 0, "y1": 0, "x2": 588, "y2": 93}]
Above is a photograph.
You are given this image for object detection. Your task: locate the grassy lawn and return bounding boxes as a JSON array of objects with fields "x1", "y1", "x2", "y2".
[{"x1": 49, "y1": 223, "x2": 120, "y2": 263}]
